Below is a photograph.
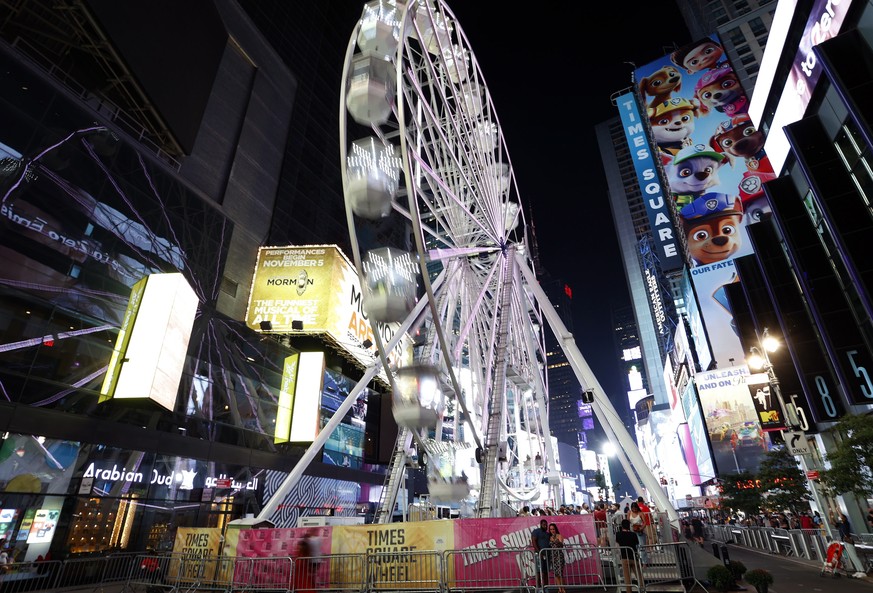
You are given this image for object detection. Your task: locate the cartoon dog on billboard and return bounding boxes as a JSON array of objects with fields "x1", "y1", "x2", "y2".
[
  {"x1": 665, "y1": 144, "x2": 728, "y2": 209},
  {"x1": 709, "y1": 114, "x2": 769, "y2": 170},
  {"x1": 639, "y1": 65, "x2": 683, "y2": 108},
  {"x1": 680, "y1": 192, "x2": 745, "y2": 265},
  {"x1": 694, "y1": 62, "x2": 747, "y2": 116},
  {"x1": 671, "y1": 38, "x2": 725, "y2": 74},
  {"x1": 709, "y1": 115, "x2": 776, "y2": 222},
  {"x1": 648, "y1": 98, "x2": 700, "y2": 157}
]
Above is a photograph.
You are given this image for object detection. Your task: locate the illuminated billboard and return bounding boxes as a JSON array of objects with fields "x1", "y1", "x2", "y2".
[
  {"x1": 100, "y1": 273, "x2": 198, "y2": 411},
  {"x1": 616, "y1": 91, "x2": 684, "y2": 272},
  {"x1": 289, "y1": 352, "x2": 325, "y2": 443},
  {"x1": 274, "y1": 353, "x2": 300, "y2": 444},
  {"x1": 245, "y1": 245, "x2": 412, "y2": 377},
  {"x1": 752, "y1": 0, "x2": 856, "y2": 172},
  {"x1": 634, "y1": 36, "x2": 777, "y2": 369},
  {"x1": 680, "y1": 381, "x2": 715, "y2": 485},
  {"x1": 694, "y1": 366, "x2": 772, "y2": 475},
  {"x1": 635, "y1": 35, "x2": 774, "y2": 270}
]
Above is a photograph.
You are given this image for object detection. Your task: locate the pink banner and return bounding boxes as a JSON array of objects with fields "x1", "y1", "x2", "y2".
[{"x1": 453, "y1": 515, "x2": 601, "y2": 584}]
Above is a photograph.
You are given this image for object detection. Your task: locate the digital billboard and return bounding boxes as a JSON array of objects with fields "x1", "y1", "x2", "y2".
[
  {"x1": 694, "y1": 366, "x2": 772, "y2": 475},
  {"x1": 752, "y1": 0, "x2": 857, "y2": 172},
  {"x1": 635, "y1": 35, "x2": 775, "y2": 269},
  {"x1": 680, "y1": 381, "x2": 715, "y2": 485},
  {"x1": 245, "y1": 245, "x2": 412, "y2": 378}
]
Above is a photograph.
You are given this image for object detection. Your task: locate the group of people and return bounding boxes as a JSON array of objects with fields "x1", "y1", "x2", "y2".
[
  {"x1": 527, "y1": 497, "x2": 658, "y2": 593},
  {"x1": 530, "y1": 519, "x2": 567, "y2": 593}
]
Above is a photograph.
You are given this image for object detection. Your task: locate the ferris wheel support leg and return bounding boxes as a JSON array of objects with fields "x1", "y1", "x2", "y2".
[
  {"x1": 515, "y1": 253, "x2": 680, "y2": 529},
  {"x1": 591, "y1": 399, "x2": 644, "y2": 496}
]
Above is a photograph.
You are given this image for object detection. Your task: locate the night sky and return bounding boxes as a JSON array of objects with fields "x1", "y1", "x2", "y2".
[{"x1": 447, "y1": 4, "x2": 692, "y2": 450}]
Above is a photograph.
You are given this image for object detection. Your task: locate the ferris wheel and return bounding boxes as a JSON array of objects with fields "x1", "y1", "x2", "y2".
[{"x1": 339, "y1": 0, "x2": 558, "y2": 519}]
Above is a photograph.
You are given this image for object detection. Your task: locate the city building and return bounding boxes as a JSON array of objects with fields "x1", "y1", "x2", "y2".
[
  {"x1": 0, "y1": 0, "x2": 390, "y2": 559},
  {"x1": 595, "y1": 0, "x2": 779, "y2": 500},
  {"x1": 730, "y1": 0, "x2": 873, "y2": 533}
]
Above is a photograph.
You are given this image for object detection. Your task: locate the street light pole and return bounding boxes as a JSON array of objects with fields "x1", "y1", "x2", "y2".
[{"x1": 748, "y1": 328, "x2": 835, "y2": 541}]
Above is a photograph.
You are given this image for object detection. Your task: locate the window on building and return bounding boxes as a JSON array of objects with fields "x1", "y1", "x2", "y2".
[
  {"x1": 834, "y1": 122, "x2": 873, "y2": 208},
  {"x1": 749, "y1": 17, "x2": 767, "y2": 37},
  {"x1": 727, "y1": 27, "x2": 745, "y2": 46}
]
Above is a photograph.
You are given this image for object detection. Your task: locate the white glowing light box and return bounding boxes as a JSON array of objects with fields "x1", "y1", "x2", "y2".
[
  {"x1": 274, "y1": 353, "x2": 300, "y2": 444},
  {"x1": 100, "y1": 273, "x2": 198, "y2": 411},
  {"x1": 288, "y1": 351, "x2": 326, "y2": 443}
]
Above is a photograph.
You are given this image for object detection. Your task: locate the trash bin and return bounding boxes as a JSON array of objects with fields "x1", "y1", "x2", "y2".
[{"x1": 712, "y1": 543, "x2": 720, "y2": 559}]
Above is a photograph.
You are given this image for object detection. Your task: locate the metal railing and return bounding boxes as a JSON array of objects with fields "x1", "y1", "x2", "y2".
[
  {"x1": 708, "y1": 524, "x2": 832, "y2": 561},
  {"x1": 0, "y1": 543, "x2": 703, "y2": 593}
]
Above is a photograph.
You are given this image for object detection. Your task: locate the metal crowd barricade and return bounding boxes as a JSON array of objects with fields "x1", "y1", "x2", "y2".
[
  {"x1": 235, "y1": 556, "x2": 293, "y2": 593},
  {"x1": 443, "y1": 548, "x2": 537, "y2": 593},
  {"x1": 101, "y1": 553, "x2": 143, "y2": 589},
  {"x1": 0, "y1": 559, "x2": 62, "y2": 593},
  {"x1": 51, "y1": 556, "x2": 108, "y2": 591},
  {"x1": 125, "y1": 553, "x2": 179, "y2": 592},
  {"x1": 561, "y1": 544, "x2": 610, "y2": 591},
  {"x1": 638, "y1": 541, "x2": 701, "y2": 593},
  {"x1": 366, "y1": 550, "x2": 442, "y2": 593},
  {"x1": 769, "y1": 528, "x2": 794, "y2": 556},
  {"x1": 315, "y1": 553, "x2": 367, "y2": 593},
  {"x1": 183, "y1": 555, "x2": 238, "y2": 593},
  {"x1": 599, "y1": 546, "x2": 642, "y2": 593}
]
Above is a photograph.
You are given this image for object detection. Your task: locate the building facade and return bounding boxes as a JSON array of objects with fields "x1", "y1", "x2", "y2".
[{"x1": 0, "y1": 0, "x2": 389, "y2": 560}]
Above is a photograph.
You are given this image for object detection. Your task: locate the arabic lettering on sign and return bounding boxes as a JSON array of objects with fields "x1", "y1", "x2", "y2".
[{"x1": 81, "y1": 463, "x2": 259, "y2": 491}]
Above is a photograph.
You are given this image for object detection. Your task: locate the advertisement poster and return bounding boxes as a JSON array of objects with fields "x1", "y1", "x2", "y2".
[
  {"x1": 746, "y1": 373, "x2": 786, "y2": 432},
  {"x1": 171, "y1": 528, "x2": 225, "y2": 583},
  {"x1": 690, "y1": 260, "x2": 744, "y2": 368},
  {"x1": 695, "y1": 367, "x2": 772, "y2": 475},
  {"x1": 634, "y1": 35, "x2": 774, "y2": 269},
  {"x1": 680, "y1": 382, "x2": 716, "y2": 485},
  {"x1": 0, "y1": 509, "x2": 18, "y2": 540},
  {"x1": 244, "y1": 245, "x2": 412, "y2": 377},
  {"x1": 26, "y1": 508, "x2": 60, "y2": 544},
  {"x1": 332, "y1": 521, "x2": 454, "y2": 586},
  {"x1": 453, "y1": 515, "x2": 600, "y2": 586},
  {"x1": 16, "y1": 509, "x2": 35, "y2": 542}
]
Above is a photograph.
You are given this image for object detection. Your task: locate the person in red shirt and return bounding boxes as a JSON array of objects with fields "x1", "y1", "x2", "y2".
[
  {"x1": 637, "y1": 497, "x2": 656, "y2": 544},
  {"x1": 594, "y1": 503, "x2": 609, "y2": 546},
  {"x1": 799, "y1": 511, "x2": 814, "y2": 530}
]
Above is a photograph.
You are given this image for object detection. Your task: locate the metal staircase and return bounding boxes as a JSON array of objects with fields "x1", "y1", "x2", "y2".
[{"x1": 475, "y1": 248, "x2": 515, "y2": 517}]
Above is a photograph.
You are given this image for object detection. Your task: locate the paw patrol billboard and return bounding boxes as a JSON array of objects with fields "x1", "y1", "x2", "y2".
[
  {"x1": 635, "y1": 35, "x2": 775, "y2": 270},
  {"x1": 633, "y1": 35, "x2": 776, "y2": 369}
]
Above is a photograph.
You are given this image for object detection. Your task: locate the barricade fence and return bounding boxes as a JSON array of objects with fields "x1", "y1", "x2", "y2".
[
  {"x1": 0, "y1": 544, "x2": 699, "y2": 593},
  {"x1": 708, "y1": 524, "x2": 831, "y2": 561}
]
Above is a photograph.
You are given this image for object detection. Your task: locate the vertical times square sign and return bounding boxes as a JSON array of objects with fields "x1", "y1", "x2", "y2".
[{"x1": 616, "y1": 92, "x2": 683, "y2": 272}]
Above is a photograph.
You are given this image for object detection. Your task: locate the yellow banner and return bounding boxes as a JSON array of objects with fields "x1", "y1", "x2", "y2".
[
  {"x1": 332, "y1": 521, "x2": 454, "y2": 588},
  {"x1": 171, "y1": 527, "x2": 226, "y2": 583}
]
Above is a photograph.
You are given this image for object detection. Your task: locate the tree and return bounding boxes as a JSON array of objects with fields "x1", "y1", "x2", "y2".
[
  {"x1": 593, "y1": 470, "x2": 607, "y2": 499},
  {"x1": 756, "y1": 447, "x2": 811, "y2": 513},
  {"x1": 719, "y1": 473, "x2": 764, "y2": 517},
  {"x1": 819, "y1": 413, "x2": 873, "y2": 499}
]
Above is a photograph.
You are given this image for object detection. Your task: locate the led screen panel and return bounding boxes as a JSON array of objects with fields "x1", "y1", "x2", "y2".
[
  {"x1": 289, "y1": 352, "x2": 326, "y2": 443},
  {"x1": 100, "y1": 272, "x2": 198, "y2": 410},
  {"x1": 635, "y1": 35, "x2": 774, "y2": 270},
  {"x1": 695, "y1": 366, "x2": 772, "y2": 475},
  {"x1": 274, "y1": 353, "x2": 300, "y2": 444}
]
